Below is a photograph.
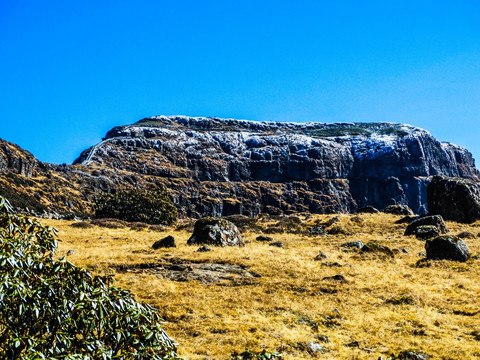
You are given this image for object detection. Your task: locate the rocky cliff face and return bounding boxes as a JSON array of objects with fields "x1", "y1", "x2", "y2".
[
  {"x1": 1, "y1": 117, "x2": 478, "y2": 218},
  {"x1": 72, "y1": 116, "x2": 479, "y2": 216}
]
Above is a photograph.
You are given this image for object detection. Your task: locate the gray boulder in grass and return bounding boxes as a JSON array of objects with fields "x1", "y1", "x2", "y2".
[
  {"x1": 415, "y1": 225, "x2": 440, "y2": 240},
  {"x1": 404, "y1": 215, "x2": 448, "y2": 236},
  {"x1": 425, "y1": 235, "x2": 470, "y2": 262},
  {"x1": 383, "y1": 204, "x2": 414, "y2": 216},
  {"x1": 187, "y1": 217, "x2": 244, "y2": 247}
]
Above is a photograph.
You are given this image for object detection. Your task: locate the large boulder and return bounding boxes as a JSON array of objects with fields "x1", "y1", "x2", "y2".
[
  {"x1": 187, "y1": 217, "x2": 244, "y2": 247},
  {"x1": 404, "y1": 215, "x2": 448, "y2": 236},
  {"x1": 383, "y1": 204, "x2": 414, "y2": 215},
  {"x1": 428, "y1": 175, "x2": 480, "y2": 223},
  {"x1": 152, "y1": 235, "x2": 176, "y2": 249},
  {"x1": 425, "y1": 235, "x2": 470, "y2": 262}
]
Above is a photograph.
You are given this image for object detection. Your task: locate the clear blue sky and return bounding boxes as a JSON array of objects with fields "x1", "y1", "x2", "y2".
[{"x1": 1, "y1": 0, "x2": 480, "y2": 165}]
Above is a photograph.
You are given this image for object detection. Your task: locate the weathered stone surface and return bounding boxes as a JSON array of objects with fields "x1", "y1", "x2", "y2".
[
  {"x1": 415, "y1": 225, "x2": 440, "y2": 240},
  {"x1": 187, "y1": 217, "x2": 244, "y2": 247},
  {"x1": 152, "y1": 235, "x2": 176, "y2": 249},
  {"x1": 361, "y1": 241, "x2": 394, "y2": 257},
  {"x1": 425, "y1": 235, "x2": 470, "y2": 262},
  {"x1": 428, "y1": 175, "x2": 480, "y2": 223},
  {"x1": 2, "y1": 116, "x2": 480, "y2": 219},
  {"x1": 404, "y1": 215, "x2": 448, "y2": 236},
  {"x1": 383, "y1": 204, "x2": 414, "y2": 215}
]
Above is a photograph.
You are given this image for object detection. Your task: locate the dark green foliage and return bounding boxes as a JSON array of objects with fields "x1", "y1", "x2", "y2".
[
  {"x1": 0, "y1": 197, "x2": 179, "y2": 359},
  {"x1": 230, "y1": 350, "x2": 282, "y2": 360},
  {"x1": 95, "y1": 187, "x2": 178, "y2": 226}
]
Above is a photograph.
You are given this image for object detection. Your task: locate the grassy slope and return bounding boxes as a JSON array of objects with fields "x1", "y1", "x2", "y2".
[{"x1": 45, "y1": 214, "x2": 480, "y2": 359}]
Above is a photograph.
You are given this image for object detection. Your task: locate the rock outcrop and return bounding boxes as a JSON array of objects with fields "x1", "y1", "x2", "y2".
[
  {"x1": 187, "y1": 217, "x2": 244, "y2": 247},
  {"x1": 428, "y1": 175, "x2": 480, "y2": 223},
  {"x1": 2, "y1": 116, "x2": 479, "y2": 218},
  {"x1": 75, "y1": 116, "x2": 479, "y2": 216}
]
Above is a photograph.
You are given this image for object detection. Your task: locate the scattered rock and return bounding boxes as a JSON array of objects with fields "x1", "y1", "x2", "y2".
[
  {"x1": 196, "y1": 246, "x2": 211, "y2": 252},
  {"x1": 415, "y1": 225, "x2": 440, "y2": 240},
  {"x1": 341, "y1": 241, "x2": 364, "y2": 250},
  {"x1": 315, "y1": 334, "x2": 330, "y2": 343},
  {"x1": 457, "y1": 231, "x2": 475, "y2": 239},
  {"x1": 187, "y1": 217, "x2": 244, "y2": 247},
  {"x1": 428, "y1": 175, "x2": 480, "y2": 223},
  {"x1": 326, "y1": 224, "x2": 350, "y2": 235},
  {"x1": 321, "y1": 261, "x2": 342, "y2": 267},
  {"x1": 256, "y1": 235, "x2": 273, "y2": 242},
  {"x1": 357, "y1": 206, "x2": 379, "y2": 214},
  {"x1": 345, "y1": 341, "x2": 360, "y2": 348},
  {"x1": 361, "y1": 241, "x2": 394, "y2": 257},
  {"x1": 425, "y1": 235, "x2": 470, "y2": 262},
  {"x1": 323, "y1": 216, "x2": 340, "y2": 227},
  {"x1": 314, "y1": 253, "x2": 328, "y2": 261},
  {"x1": 152, "y1": 235, "x2": 176, "y2": 249},
  {"x1": 383, "y1": 204, "x2": 414, "y2": 215},
  {"x1": 393, "y1": 350, "x2": 430, "y2": 360},
  {"x1": 395, "y1": 215, "x2": 418, "y2": 224},
  {"x1": 404, "y1": 215, "x2": 448, "y2": 236},
  {"x1": 322, "y1": 274, "x2": 346, "y2": 282},
  {"x1": 306, "y1": 225, "x2": 325, "y2": 236},
  {"x1": 269, "y1": 241, "x2": 284, "y2": 248}
]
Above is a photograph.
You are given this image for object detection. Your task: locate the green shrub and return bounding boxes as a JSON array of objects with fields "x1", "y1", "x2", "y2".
[
  {"x1": 95, "y1": 186, "x2": 178, "y2": 226},
  {"x1": 0, "y1": 197, "x2": 179, "y2": 359}
]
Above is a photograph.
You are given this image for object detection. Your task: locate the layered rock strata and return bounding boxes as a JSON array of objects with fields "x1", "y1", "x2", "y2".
[{"x1": 1, "y1": 116, "x2": 479, "y2": 218}]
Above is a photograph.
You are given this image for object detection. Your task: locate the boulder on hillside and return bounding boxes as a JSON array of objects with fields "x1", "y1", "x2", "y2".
[
  {"x1": 187, "y1": 217, "x2": 244, "y2": 247},
  {"x1": 361, "y1": 241, "x2": 394, "y2": 257},
  {"x1": 425, "y1": 235, "x2": 470, "y2": 262},
  {"x1": 357, "y1": 206, "x2": 379, "y2": 214},
  {"x1": 457, "y1": 231, "x2": 475, "y2": 239},
  {"x1": 428, "y1": 175, "x2": 480, "y2": 223},
  {"x1": 415, "y1": 225, "x2": 440, "y2": 240},
  {"x1": 404, "y1": 215, "x2": 448, "y2": 236},
  {"x1": 383, "y1": 204, "x2": 414, "y2": 216},
  {"x1": 152, "y1": 235, "x2": 176, "y2": 249}
]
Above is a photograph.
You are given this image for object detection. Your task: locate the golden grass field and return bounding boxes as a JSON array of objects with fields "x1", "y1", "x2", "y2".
[{"x1": 42, "y1": 213, "x2": 480, "y2": 360}]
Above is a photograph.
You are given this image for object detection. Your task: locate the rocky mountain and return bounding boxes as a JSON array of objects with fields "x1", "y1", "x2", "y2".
[{"x1": 1, "y1": 116, "x2": 479, "y2": 218}]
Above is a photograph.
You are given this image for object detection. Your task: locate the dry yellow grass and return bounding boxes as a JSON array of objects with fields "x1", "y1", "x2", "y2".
[{"x1": 41, "y1": 213, "x2": 480, "y2": 359}]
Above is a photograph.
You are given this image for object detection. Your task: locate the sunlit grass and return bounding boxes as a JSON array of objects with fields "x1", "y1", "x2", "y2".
[{"x1": 43, "y1": 213, "x2": 480, "y2": 359}]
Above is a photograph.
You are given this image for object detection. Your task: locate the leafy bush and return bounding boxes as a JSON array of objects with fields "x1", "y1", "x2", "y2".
[
  {"x1": 0, "y1": 197, "x2": 179, "y2": 359},
  {"x1": 95, "y1": 186, "x2": 178, "y2": 226}
]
